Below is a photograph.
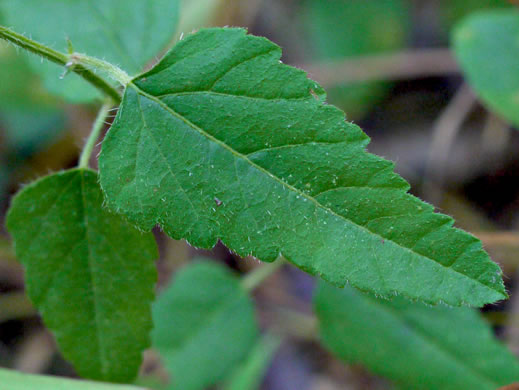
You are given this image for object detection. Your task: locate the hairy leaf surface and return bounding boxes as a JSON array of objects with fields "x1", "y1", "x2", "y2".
[
  {"x1": 0, "y1": 0, "x2": 180, "y2": 102},
  {"x1": 6, "y1": 169, "x2": 158, "y2": 382},
  {"x1": 453, "y1": 11, "x2": 519, "y2": 127},
  {"x1": 315, "y1": 281, "x2": 519, "y2": 390},
  {"x1": 152, "y1": 261, "x2": 258, "y2": 390},
  {"x1": 99, "y1": 27, "x2": 505, "y2": 306}
]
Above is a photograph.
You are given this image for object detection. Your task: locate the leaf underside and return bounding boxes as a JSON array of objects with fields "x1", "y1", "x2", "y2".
[
  {"x1": 6, "y1": 169, "x2": 158, "y2": 382},
  {"x1": 0, "y1": 0, "x2": 180, "y2": 102},
  {"x1": 152, "y1": 261, "x2": 258, "y2": 390},
  {"x1": 453, "y1": 10, "x2": 519, "y2": 127},
  {"x1": 315, "y1": 281, "x2": 519, "y2": 390},
  {"x1": 99, "y1": 27, "x2": 505, "y2": 307}
]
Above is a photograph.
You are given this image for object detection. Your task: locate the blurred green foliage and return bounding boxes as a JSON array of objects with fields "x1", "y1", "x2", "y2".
[
  {"x1": 440, "y1": 0, "x2": 511, "y2": 30},
  {"x1": 453, "y1": 10, "x2": 519, "y2": 127},
  {"x1": 300, "y1": 0, "x2": 410, "y2": 118},
  {"x1": 152, "y1": 261, "x2": 258, "y2": 390},
  {"x1": 315, "y1": 281, "x2": 519, "y2": 390},
  {"x1": 0, "y1": 42, "x2": 65, "y2": 158}
]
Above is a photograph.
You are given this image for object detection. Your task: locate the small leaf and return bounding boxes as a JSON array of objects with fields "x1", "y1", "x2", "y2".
[
  {"x1": 0, "y1": 0, "x2": 180, "y2": 102},
  {"x1": 223, "y1": 333, "x2": 280, "y2": 390},
  {"x1": 314, "y1": 281, "x2": 519, "y2": 390},
  {"x1": 100, "y1": 27, "x2": 505, "y2": 307},
  {"x1": 6, "y1": 169, "x2": 158, "y2": 382},
  {"x1": 453, "y1": 10, "x2": 519, "y2": 127},
  {"x1": 152, "y1": 260, "x2": 258, "y2": 390},
  {"x1": 0, "y1": 367, "x2": 147, "y2": 390}
]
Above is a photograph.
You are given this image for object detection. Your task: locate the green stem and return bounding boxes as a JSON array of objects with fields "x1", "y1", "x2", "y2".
[
  {"x1": 271, "y1": 307, "x2": 318, "y2": 341},
  {"x1": 70, "y1": 52, "x2": 131, "y2": 85},
  {"x1": 0, "y1": 25, "x2": 122, "y2": 103},
  {"x1": 79, "y1": 102, "x2": 112, "y2": 169},
  {"x1": 241, "y1": 258, "x2": 286, "y2": 291}
]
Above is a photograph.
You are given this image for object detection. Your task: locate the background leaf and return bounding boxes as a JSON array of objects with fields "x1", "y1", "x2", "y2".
[
  {"x1": 452, "y1": 10, "x2": 519, "y2": 127},
  {"x1": 440, "y1": 0, "x2": 510, "y2": 31},
  {"x1": 6, "y1": 169, "x2": 158, "y2": 382},
  {"x1": 0, "y1": 41, "x2": 65, "y2": 157},
  {"x1": 0, "y1": 0, "x2": 180, "y2": 102},
  {"x1": 152, "y1": 260, "x2": 258, "y2": 390},
  {"x1": 99, "y1": 27, "x2": 505, "y2": 307},
  {"x1": 300, "y1": 0, "x2": 410, "y2": 118},
  {"x1": 314, "y1": 281, "x2": 519, "y2": 390},
  {"x1": 0, "y1": 367, "x2": 147, "y2": 390},
  {"x1": 176, "y1": 0, "x2": 224, "y2": 35}
]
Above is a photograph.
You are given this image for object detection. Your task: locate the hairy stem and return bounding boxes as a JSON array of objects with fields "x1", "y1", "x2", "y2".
[
  {"x1": 241, "y1": 258, "x2": 286, "y2": 291},
  {"x1": 79, "y1": 102, "x2": 112, "y2": 169},
  {"x1": 0, "y1": 25, "x2": 122, "y2": 103},
  {"x1": 69, "y1": 53, "x2": 131, "y2": 86}
]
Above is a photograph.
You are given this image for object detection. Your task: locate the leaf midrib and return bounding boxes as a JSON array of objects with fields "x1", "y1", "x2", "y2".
[{"x1": 128, "y1": 83, "x2": 502, "y2": 298}]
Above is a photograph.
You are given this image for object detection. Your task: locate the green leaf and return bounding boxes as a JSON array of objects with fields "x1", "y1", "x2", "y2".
[
  {"x1": 99, "y1": 27, "x2": 505, "y2": 307},
  {"x1": 152, "y1": 260, "x2": 258, "y2": 390},
  {"x1": 440, "y1": 0, "x2": 511, "y2": 31},
  {"x1": 300, "y1": 0, "x2": 410, "y2": 117},
  {"x1": 314, "y1": 281, "x2": 519, "y2": 390},
  {"x1": 452, "y1": 10, "x2": 519, "y2": 127},
  {"x1": 6, "y1": 169, "x2": 158, "y2": 382},
  {"x1": 0, "y1": 368, "x2": 148, "y2": 390},
  {"x1": 223, "y1": 333, "x2": 280, "y2": 390},
  {"x1": 0, "y1": 0, "x2": 180, "y2": 102}
]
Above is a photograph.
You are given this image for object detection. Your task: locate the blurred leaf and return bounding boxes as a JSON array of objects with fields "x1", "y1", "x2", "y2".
[
  {"x1": 152, "y1": 261, "x2": 258, "y2": 390},
  {"x1": 6, "y1": 169, "x2": 158, "y2": 382},
  {"x1": 176, "y1": 0, "x2": 223, "y2": 33},
  {"x1": 314, "y1": 281, "x2": 519, "y2": 390},
  {"x1": 2, "y1": 108, "x2": 65, "y2": 156},
  {"x1": 0, "y1": 42, "x2": 65, "y2": 156},
  {"x1": 100, "y1": 28, "x2": 506, "y2": 306},
  {"x1": 440, "y1": 0, "x2": 511, "y2": 30},
  {"x1": 301, "y1": 0, "x2": 410, "y2": 118},
  {"x1": 0, "y1": 367, "x2": 148, "y2": 390},
  {"x1": 0, "y1": 0, "x2": 180, "y2": 102},
  {"x1": 453, "y1": 10, "x2": 519, "y2": 127},
  {"x1": 223, "y1": 333, "x2": 281, "y2": 390},
  {"x1": 0, "y1": 165, "x2": 8, "y2": 208},
  {"x1": 0, "y1": 42, "x2": 57, "y2": 109}
]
